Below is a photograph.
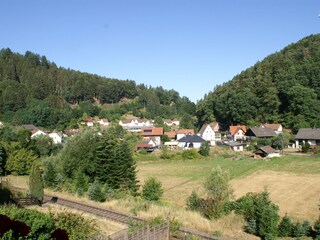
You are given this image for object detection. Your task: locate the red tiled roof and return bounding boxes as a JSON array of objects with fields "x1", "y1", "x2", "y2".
[
  {"x1": 230, "y1": 125, "x2": 247, "y2": 136},
  {"x1": 164, "y1": 131, "x2": 176, "y2": 139},
  {"x1": 176, "y1": 129, "x2": 194, "y2": 135},
  {"x1": 141, "y1": 127, "x2": 163, "y2": 136}
]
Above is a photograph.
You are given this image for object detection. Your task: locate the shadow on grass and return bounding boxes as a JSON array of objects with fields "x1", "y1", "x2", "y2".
[{"x1": 0, "y1": 187, "x2": 15, "y2": 204}]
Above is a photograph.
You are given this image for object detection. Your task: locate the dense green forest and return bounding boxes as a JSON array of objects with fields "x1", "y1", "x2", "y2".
[
  {"x1": 0, "y1": 48, "x2": 195, "y2": 130},
  {"x1": 196, "y1": 34, "x2": 320, "y2": 132}
]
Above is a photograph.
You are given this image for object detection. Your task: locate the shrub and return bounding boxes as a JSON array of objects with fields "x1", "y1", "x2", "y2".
[
  {"x1": 278, "y1": 215, "x2": 293, "y2": 237},
  {"x1": 160, "y1": 146, "x2": 171, "y2": 159},
  {"x1": 233, "y1": 191, "x2": 280, "y2": 240},
  {"x1": 314, "y1": 218, "x2": 320, "y2": 239},
  {"x1": 186, "y1": 191, "x2": 202, "y2": 211},
  {"x1": 301, "y1": 142, "x2": 310, "y2": 153},
  {"x1": 87, "y1": 179, "x2": 106, "y2": 202},
  {"x1": 141, "y1": 177, "x2": 163, "y2": 201},
  {"x1": 182, "y1": 149, "x2": 199, "y2": 159},
  {"x1": 245, "y1": 218, "x2": 257, "y2": 234},
  {"x1": 292, "y1": 222, "x2": 305, "y2": 238},
  {"x1": 199, "y1": 141, "x2": 210, "y2": 156}
]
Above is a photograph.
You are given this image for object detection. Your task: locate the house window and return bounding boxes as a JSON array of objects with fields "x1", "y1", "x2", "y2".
[{"x1": 144, "y1": 129, "x2": 152, "y2": 133}]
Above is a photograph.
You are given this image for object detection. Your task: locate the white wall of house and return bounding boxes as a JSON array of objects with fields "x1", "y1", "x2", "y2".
[
  {"x1": 49, "y1": 132, "x2": 62, "y2": 144},
  {"x1": 178, "y1": 142, "x2": 202, "y2": 149},
  {"x1": 267, "y1": 152, "x2": 281, "y2": 158},
  {"x1": 31, "y1": 130, "x2": 47, "y2": 138},
  {"x1": 231, "y1": 145, "x2": 244, "y2": 152},
  {"x1": 233, "y1": 129, "x2": 246, "y2": 141}
]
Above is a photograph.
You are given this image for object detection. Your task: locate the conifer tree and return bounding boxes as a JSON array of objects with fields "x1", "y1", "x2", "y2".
[
  {"x1": 74, "y1": 167, "x2": 89, "y2": 196},
  {"x1": 43, "y1": 160, "x2": 57, "y2": 188},
  {"x1": 29, "y1": 162, "x2": 44, "y2": 204}
]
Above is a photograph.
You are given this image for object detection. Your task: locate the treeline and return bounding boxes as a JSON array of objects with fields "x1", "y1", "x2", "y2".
[
  {"x1": 196, "y1": 34, "x2": 320, "y2": 132},
  {"x1": 0, "y1": 48, "x2": 195, "y2": 129}
]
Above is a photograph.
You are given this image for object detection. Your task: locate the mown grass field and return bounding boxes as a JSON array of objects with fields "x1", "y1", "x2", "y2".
[{"x1": 137, "y1": 151, "x2": 320, "y2": 221}]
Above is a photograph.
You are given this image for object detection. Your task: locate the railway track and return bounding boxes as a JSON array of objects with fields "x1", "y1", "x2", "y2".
[
  {"x1": 43, "y1": 194, "x2": 228, "y2": 240},
  {"x1": 43, "y1": 194, "x2": 144, "y2": 225}
]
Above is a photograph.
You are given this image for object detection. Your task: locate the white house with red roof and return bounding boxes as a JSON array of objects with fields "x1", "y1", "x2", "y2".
[
  {"x1": 98, "y1": 118, "x2": 109, "y2": 127},
  {"x1": 176, "y1": 129, "x2": 195, "y2": 140},
  {"x1": 198, "y1": 123, "x2": 221, "y2": 146},
  {"x1": 229, "y1": 125, "x2": 247, "y2": 141},
  {"x1": 85, "y1": 118, "x2": 94, "y2": 127},
  {"x1": 119, "y1": 118, "x2": 153, "y2": 132}
]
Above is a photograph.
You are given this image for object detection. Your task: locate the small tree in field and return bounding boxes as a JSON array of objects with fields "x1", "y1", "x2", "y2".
[
  {"x1": 87, "y1": 179, "x2": 105, "y2": 202},
  {"x1": 141, "y1": 177, "x2": 163, "y2": 201},
  {"x1": 199, "y1": 141, "x2": 210, "y2": 156},
  {"x1": 29, "y1": 162, "x2": 44, "y2": 204},
  {"x1": 204, "y1": 166, "x2": 233, "y2": 218}
]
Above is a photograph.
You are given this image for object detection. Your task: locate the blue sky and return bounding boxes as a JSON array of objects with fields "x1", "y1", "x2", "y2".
[{"x1": 1, "y1": 1, "x2": 319, "y2": 102}]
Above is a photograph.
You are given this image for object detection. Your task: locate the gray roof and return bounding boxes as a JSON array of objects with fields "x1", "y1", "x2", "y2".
[
  {"x1": 178, "y1": 135, "x2": 206, "y2": 143},
  {"x1": 295, "y1": 128, "x2": 320, "y2": 140},
  {"x1": 226, "y1": 142, "x2": 246, "y2": 147},
  {"x1": 246, "y1": 127, "x2": 276, "y2": 137},
  {"x1": 22, "y1": 124, "x2": 37, "y2": 131},
  {"x1": 259, "y1": 146, "x2": 279, "y2": 154}
]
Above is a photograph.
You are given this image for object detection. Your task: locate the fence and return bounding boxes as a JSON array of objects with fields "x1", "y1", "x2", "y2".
[
  {"x1": 13, "y1": 197, "x2": 41, "y2": 207},
  {"x1": 108, "y1": 221, "x2": 170, "y2": 240}
]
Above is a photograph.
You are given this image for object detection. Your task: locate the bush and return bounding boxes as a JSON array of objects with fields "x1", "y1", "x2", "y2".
[
  {"x1": 182, "y1": 149, "x2": 199, "y2": 159},
  {"x1": 278, "y1": 215, "x2": 293, "y2": 237},
  {"x1": 87, "y1": 179, "x2": 106, "y2": 202},
  {"x1": 245, "y1": 218, "x2": 257, "y2": 234},
  {"x1": 232, "y1": 191, "x2": 280, "y2": 240},
  {"x1": 141, "y1": 177, "x2": 163, "y2": 201},
  {"x1": 199, "y1": 141, "x2": 210, "y2": 156},
  {"x1": 301, "y1": 142, "x2": 310, "y2": 153},
  {"x1": 186, "y1": 191, "x2": 202, "y2": 211},
  {"x1": 160, "y1": 146, "x2": 171, "y2": 159},
  {"x1": 292, "y1": 222, "x2": 305, "y2": 238},
  {"x1": 314, "y1": 218, "x2": 320, "y2": 239}
]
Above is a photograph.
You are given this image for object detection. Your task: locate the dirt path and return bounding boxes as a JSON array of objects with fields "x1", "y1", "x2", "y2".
[{"x1": 231, "y1": 170, "x2": 320, "y2": 221}]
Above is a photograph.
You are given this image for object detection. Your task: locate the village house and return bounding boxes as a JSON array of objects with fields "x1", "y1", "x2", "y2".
[
  {"x1": 141, "y1": 127, "x2": 163, "y2": 146},
  {"x1": 245, "y1": 127, "x2": 276, "y2": 140},
  {"x1": 22, "y1": 124, "x2": 47, "y2": 138},
  {"x1": 229, "y1": 125, "x2": 247, "y2": 141},
  {"x1": 254, "y1": 146, "x2": 281, "y2": 158},
  {"x1": 226, "y1": 142, "x2": 247, "y2": 152},
  {"x1": 97, "y1": 118, "x2": 109, "y2": 127},
  {"x1": 136, "y1": 139, "x2": 157, "y2": 152},
  {"x1": 295, "y1": 128, "x2": 320, "y2": 148},
  {"x1": 31, "y1": 129, "x2": 47, "y2": 138},
  {"x1": 85, "y1": 118, "x2": 94, "y2": 127},
  {"x1": 261, "y1": 123, "x2": 283, "y2": 134},
  {"x1": 119, "y1": 118, "x2": 153, "y2": 132},
  {"x1": 48, "y1": 130, "x2": 63, "y2": 144},
  {"x1": 163, "y1": 119, "x2": 180, "y2": 127},
  {"x1": 177, "y1": 135, "x2": 206, "y2": 149},
  {"x1": 176, "y1": 129, "x2": 195, "y2": 140},
  {"x1": 209, "y1": 122, "x2": 220, "y2": 132},
  {"x1": 198, "y1": 123, "x2": 221, "y2": 146}
]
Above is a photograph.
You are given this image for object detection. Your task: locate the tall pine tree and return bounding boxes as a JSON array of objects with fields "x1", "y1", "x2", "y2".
[{"x1": 29, "y1": 162, "x2": 44, "y2": 204}]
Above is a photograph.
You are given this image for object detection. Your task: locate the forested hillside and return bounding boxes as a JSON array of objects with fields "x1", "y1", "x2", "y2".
[
  {"x1": 196, "y1": 34, "x2": 320, "y2": 132},
  {"x1": 0, "y1": 48, "x2": 195, "y2": 129}
]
